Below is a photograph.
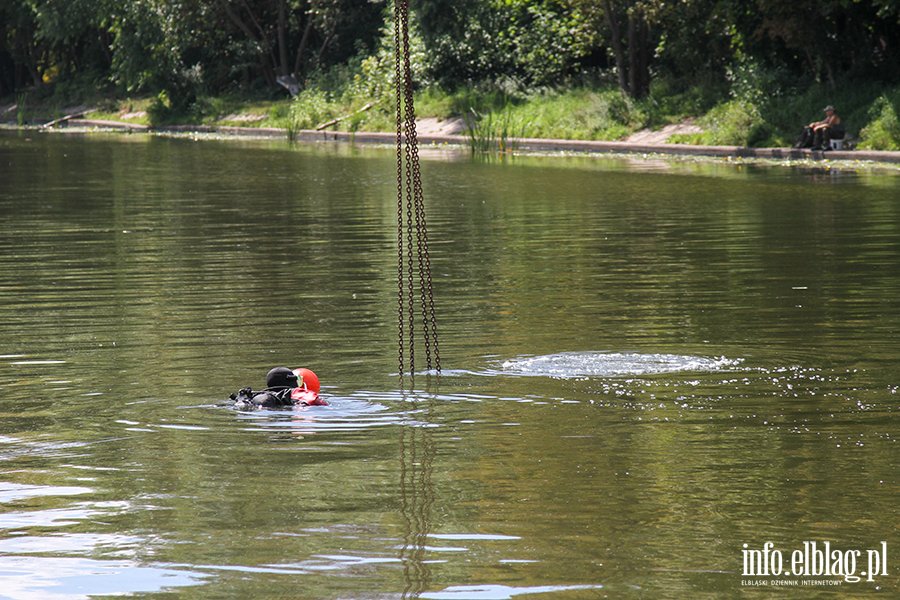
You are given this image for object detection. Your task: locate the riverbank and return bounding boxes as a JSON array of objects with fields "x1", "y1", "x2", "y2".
[
  {"x1": 4, "y1": 79, "x2": 900, "y2": 164},
  {"x1": 32, "y1": 117, "x2": 900, "y2": 168}
]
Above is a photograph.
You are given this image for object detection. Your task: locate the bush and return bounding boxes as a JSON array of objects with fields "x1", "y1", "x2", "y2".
[
  {"x1": 647, "y1": 77, "x2": 729, "y2": 123},
  {"x1": 727, "y1": 58, "x2": 794, "y2": 108},
  {"x1": 147, "y1": 91, "x2": 174, "y2": 125},
  {"x1": 858, "y1": 94, "x2": 900, "y2": 150},
  {"x1": 288, "y1": 88, "x2": 336, "y2": 130},
  {"x1": 676, "y1": 100, "x2": 760, "y2": 146}
]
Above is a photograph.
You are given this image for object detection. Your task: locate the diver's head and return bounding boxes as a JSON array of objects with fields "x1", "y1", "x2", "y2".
[{"x1": 266, "y1": 367, "x2": 299, "y2": 389}]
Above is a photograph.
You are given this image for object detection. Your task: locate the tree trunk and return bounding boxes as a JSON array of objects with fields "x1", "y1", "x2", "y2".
[
  {"x1": 219, "y1": 0, "x2": 259, "y2": 43},
  {"x1": 277, "y1": 0, "x2": 289, "y2": 76},
  {"x1": 313, "y1": 31, "x2": 333, "y2": 71},
  {"x1": 804, "y1": 48, "x2": 819, "y2": 82},
  {"x1": 627, "y1": 8, "x2": 649, "y2": 98},
  {"x1": 602, "y1": 0, "x2": 628, "y2": 96},
  {"x1": 25, "y1": 43, "x2": 43, "y2": 88},
  {"x1": 220, "y1": 0, "x2": 278, "y2": 73},
  {"x1": 294, "y1": 17, "x2": 315, "y2": 75}
]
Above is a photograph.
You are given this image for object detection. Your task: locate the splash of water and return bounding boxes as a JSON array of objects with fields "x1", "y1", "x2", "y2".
[{"x1": 500, "y1": 351, "x2": 743, "y2": 379}]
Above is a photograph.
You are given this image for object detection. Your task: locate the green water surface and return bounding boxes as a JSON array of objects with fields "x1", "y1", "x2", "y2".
[{"x1": 1, "y1": 129, "x2": 899, "y2": 599}]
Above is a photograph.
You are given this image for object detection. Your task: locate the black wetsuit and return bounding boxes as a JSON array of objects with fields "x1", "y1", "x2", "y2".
[{"x1": 230, "y1": 387, "x2": 295, "y2": 409}]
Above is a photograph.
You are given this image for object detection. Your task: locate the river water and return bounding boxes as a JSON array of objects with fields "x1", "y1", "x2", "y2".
[{"x1": 1, "y1": 129, "x2": 899, "y2": 599}]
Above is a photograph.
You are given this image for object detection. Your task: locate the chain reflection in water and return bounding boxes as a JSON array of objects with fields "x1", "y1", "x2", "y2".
[{"x1": 398, "y1": 396, "x2": 437, "y2": 599}]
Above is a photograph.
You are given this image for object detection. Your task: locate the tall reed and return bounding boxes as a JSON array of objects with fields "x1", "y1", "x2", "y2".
[
  {"x1": 282, "y1": 117, "x2": 300, "y2": 143},
  {"x1": 16, "y1": 93, "x2": 28, "y2": 126},
  {"x1": 464, "y1": 106, "x2": 528, "y2": 154}
]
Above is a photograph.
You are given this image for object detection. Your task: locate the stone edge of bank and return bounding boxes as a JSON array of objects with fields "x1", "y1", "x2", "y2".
[{"x1": 50, "y1": 119, "x2": 900, "y2": 165}]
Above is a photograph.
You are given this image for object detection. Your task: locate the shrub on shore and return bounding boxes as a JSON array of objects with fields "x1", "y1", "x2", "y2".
[{"x1": 857, "y1": 94, "x2": 900, "y2": 151}]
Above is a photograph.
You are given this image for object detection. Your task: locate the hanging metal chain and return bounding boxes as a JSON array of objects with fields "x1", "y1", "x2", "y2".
[
  {"x1": 395, "y1": 0, "x2": 440, "y2": 377},
  {"x1": 394, "y1": 4, "x2": 405, "y2": 378}
]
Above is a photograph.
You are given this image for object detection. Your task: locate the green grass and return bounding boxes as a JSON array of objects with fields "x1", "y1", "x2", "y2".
[
  {"x1": 6, "y1": 71, "x2": 900, "y2": 150},
  {"x1": 501, "y1": 89, "x2": 641, "y2": 140}
]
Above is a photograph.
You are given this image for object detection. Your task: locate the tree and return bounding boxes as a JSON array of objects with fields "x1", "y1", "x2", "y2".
[
  {"x1": 602, "y1": 0, "x2": 648, "y2": 98},
  {"x1": 0, "y1": 0, "x2": 111, "y2": 93},
  {"x1": 3, "y1": 0, "x2": 900, "y2": 106},
  {"x1": 414, "y1": 0, "x2": 596, "y2": 89},
  {"x1": 754, "y1": 0, "x2": 900, "y2": 85},
  {"x1": 215, "y1": 0, "x2": 384, "y2": 87},
  {"x1": 565, "y1": 0, "x2": 653, "y2": 98}
]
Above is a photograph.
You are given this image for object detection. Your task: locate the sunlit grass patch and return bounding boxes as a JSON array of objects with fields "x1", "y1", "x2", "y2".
[{"x1": 505, "y1": 88, "x2": 641, "y2": 140}]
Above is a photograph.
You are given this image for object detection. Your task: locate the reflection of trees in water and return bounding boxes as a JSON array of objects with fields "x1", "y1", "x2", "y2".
[{"x1": 398, "y1": 401, "x2": 436, "y2": 599}]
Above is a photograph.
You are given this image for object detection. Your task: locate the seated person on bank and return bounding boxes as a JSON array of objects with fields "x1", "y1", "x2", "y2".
[{"x1": 807, "y1": 105, "x2": 845, "y2": 150}]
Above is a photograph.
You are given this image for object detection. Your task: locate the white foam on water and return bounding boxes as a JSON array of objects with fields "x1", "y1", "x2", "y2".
[{"x1": 500, "y1": 351, "x2": 743, "y2": 379}]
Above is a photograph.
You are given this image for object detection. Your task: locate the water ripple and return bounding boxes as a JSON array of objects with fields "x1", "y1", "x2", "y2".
[
  {"x1": 421, "y1": 584, "x2": 604, "y2": 600},
  {"x1": 0, "y1": 556, "x2": 206, "y2": 600},
  {"x1": 0, "y1": 482, "x2": 92, "y2": 503},
  {"x1": 231, "y1": 393, "x2": 426, "y2": 432}
]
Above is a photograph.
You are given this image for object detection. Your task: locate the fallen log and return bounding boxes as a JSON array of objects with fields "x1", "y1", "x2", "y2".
[
  {"x1": 315, "y1": 102, "x2": 375, "y2": 131},
  {"x1": 42, "y1": 109, "x2": 98, "y2": 128}
]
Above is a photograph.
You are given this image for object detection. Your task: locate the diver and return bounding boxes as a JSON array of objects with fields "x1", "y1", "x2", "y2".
[{"x1": 230, "y1": 366, "x2": 326, "y2": 409}]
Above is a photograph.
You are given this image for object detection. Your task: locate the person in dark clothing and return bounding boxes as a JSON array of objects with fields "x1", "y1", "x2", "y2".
[
  {"x1": 230, "y1": 367, "x2": 326, "y2": 409},
  {"x1": 809, "y1": 106, "x2": 845, "y2": 150}
]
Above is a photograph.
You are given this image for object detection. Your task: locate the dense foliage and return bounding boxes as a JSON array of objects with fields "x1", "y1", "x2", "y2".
[
  {"x1": 0, "y1": 0, "x2": 385, "y2": 104},
  {"x1": 2, "y1": 0, "x2": 900, "y2": 147}
]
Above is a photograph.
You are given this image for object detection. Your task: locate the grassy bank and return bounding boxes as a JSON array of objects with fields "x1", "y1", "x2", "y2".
[{"x1": 5, "y1": 77, "x2": 900, "y2": 151}]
